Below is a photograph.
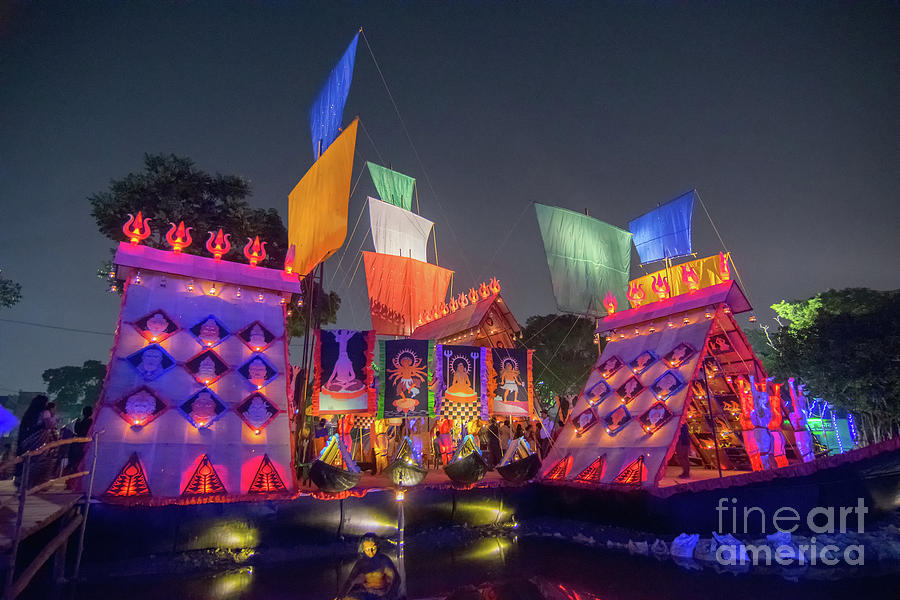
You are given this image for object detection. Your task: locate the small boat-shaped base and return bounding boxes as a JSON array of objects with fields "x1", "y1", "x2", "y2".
[
  {"x1": 309, "y1": 459, "x2": 361, "y2": 493},
  {"x1": 497, "y1": 453, "x2": 541, "y2": 482}
]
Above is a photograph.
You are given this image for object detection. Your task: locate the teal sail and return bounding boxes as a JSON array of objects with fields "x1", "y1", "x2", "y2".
[
  {"x1": 367, "y1": 162, "x2": 415, "y2": 211},
  {"x1": 535, "y1": 204, "x2": 633, "y2": 317}
]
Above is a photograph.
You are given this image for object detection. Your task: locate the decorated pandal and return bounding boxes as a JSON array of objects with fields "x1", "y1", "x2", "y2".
[{"x1": 94, "y1": 216, "x2": 297, "y2": 502}]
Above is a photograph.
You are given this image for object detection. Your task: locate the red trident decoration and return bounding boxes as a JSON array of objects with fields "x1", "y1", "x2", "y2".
[
  {"x1": 458, "y1": 292, "x2": 469, "y2": 308},
  {"x1": 284, "y1": 244, "x2": 296, "y2": 274},
  {"x1": 206, "y1": 229, "x2": 231, "y2": 261},
  {"x1": 441, "y1": 302, "x2": 449, "y2": 316},
  {"x1": 243, "y1": 236, "x2": 267, "y2": 267},
  {"x1": 468, "y1": 288, "x2": 478, "y2": 303},
  {"x1": 603, "y1": 290, "x2": 618, "y2": 315},
  {"x1": 479, "y1": 281, "x2": 490, "y2": 299},
  {"x1": 165, "y1": 221, "x2": 193, "y2": 253},
  {"x1": 681, "y1": 264, "x2": 700, "y2": 292},
  {"x1": 627, "y1": 282, "x2": 646, "y2": 308},
  {"x1": 651, "y1": 274, "x2": 670, "y2": 299},
  {"x1": 718, "y1": 251, "x2": 731, "y2": 281},
  {"x1": 122, "y1": 212, "x2": 152, "y2": 244},
  {"x1": 489, "y1": 277, "x2": 501, "y2": 294},
  {"x1": 448, "y1": 296, "x2": 459, "y2": 312}
]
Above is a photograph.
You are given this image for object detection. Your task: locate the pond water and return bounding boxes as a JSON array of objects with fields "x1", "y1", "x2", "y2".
[{"x1": 72, "y1": 536, "x2": 900, "y2": 600}]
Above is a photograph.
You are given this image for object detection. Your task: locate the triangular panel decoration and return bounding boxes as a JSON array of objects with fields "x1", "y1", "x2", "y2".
[
  {"x1": 182, "y1": 454, "x2": 227, "y2": 496},
  {"x1": 545, "y1": 455, "x2": 573, "y2": 480},
  {"x1": 612, "y1": 455, "x2": 646, "y2": 485},
  {"x1": 248, "y1": 454, "x2": 286, "y2": 494},
  {"x1": 105, "y1": 452, "x2": 151, "y2": 497},
  {"x1": 574, "y1": 456, "x2": 606, "y2": 484}
]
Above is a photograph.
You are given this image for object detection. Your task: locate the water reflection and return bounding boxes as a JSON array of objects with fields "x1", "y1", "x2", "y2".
[{"x1": 73, "y1": 535, "x2": 900, "y2": 600}]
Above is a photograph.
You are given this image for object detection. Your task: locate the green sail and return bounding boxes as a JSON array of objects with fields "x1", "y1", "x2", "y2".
[
  {"x1": 535, "y1": 203, "x2": 632, "y2": 317},
  {"x1": 367, "y1": 162, "x2": 415, "y2": 211}
]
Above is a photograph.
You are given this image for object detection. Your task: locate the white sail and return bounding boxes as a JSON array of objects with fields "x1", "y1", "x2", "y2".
[{"x1": 368, "y1": 196, "x2": 433, "y2": 262}]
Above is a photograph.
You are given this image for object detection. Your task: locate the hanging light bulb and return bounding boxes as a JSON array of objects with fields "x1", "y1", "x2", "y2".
[
  {"x1": 257, "y1": 291, "x2": 265, "y2": 303},
  {"x1": 235, "y1": 287, "x2": 242, "y2": 299}
]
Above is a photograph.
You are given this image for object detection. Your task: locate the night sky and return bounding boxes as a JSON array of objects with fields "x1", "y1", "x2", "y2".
[{"x1": 1, "y1": 2, "x2": 898, "y2": 394}]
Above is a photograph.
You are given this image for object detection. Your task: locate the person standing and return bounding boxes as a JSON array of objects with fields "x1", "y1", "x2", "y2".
[
  {"x1": 539, "y1": 410, "x2": 554, "y2": 458},
  {"x1": 525, "y1": 423, "x2": 539, "y2": 459},
  {"x1": 65, "y1": 405, "x2": 93, "y2": 476},
  {"x1": 498, "y1": 419, "x2": 511, "y2": 456},
  {"x1": 675, "y1": 422, "x2": 692, "y2": 479},
  {"x1": 487, "y1": 418, "x2": 501, "y2": 467},
  {"x1": 15, "y1": 395, "x2": 58, "y2": 488}
]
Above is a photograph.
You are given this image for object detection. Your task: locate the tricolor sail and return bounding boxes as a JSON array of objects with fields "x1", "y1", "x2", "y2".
[
  {"x1": 367, "y1": 162, "x2": 415, "y2": 211},
  {"x1": 367, "y1": 197, "x2": 433, "y2": 262},
  {"x1": 628, "y1": 189, "x2": 695, "y2": 265},
  {"x1": 535, "y1": 203, "x2": 633, "y2": 317},
  {"x1": 309, "y1": 33, "x2": 359, "y2": 159}
]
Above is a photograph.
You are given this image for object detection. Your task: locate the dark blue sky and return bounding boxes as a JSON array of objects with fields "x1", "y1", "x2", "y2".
[{"x1": 1, "y1": 1, "x2": 898, "y2": 393}]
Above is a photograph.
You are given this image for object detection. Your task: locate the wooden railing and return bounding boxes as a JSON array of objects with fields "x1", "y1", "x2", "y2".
[{"x1": 1, "y1": 434, "x2": 99, "y2": 600}]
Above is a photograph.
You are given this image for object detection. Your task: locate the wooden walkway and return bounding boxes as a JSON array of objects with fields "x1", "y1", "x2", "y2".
[{"x1": 0, "y1": 480, "x2": 82, "y2": 552}]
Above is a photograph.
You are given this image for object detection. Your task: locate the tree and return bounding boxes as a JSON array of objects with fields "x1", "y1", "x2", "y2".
[
  {"x1": 42, "y1": 360, "x2": 107, "y2": 423},
  {"x1": 0, "y1": 270, "x2": 22, "y2": 308},
  {"x1": 89, "y1": 153, "x2": 339, "y2": 333},
  {"x1": 751, "y1": 288, "x2": 900, "y2": 444},
  {"x1": 521, "y1": 314, "x2": 600, "y2": 409}
]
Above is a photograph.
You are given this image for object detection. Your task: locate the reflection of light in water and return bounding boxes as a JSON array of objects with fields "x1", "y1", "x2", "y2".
[
  {"x1": 212, "y1": 567, "x2": 253, "y2": 599},
  {"x1": 456, "y1": 536, "x2": 512, "y2": 563},
  {"x1": 206, "y1": 521, "x2": 260, "y2": 548}
]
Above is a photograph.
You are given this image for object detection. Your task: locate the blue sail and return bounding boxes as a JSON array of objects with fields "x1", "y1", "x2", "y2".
[
  {"x1": 628, "y1": 190, "x2": 695, "y2": 264},
  {"x1": 309, "y1": 33, "x2": 359, "y2": 159}
]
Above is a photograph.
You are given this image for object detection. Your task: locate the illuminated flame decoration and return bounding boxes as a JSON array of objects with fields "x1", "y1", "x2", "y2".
[
  {"x1": 122, "y1": 212, "x2": 152, "y2": 244},
  {"x1": 718, "y1": 252, "x2": 731, "y2": 281},
  {"x1": 449, "y1": 297, "x2": 459, "y2": 312},
  {"x1": 468, "y1": 288, "x2": 478, "y2": 303},
  {"x1": 165, "y1": 221, "x2": 193, "y2": 253},
  {"x1": 441, "y1": 302, "x2": 449, "y2": 316},
  {"x1": 458, "y1": 292, "x2": 469, "y2": 308},
  {"x1": 284, "y1": 244, "x2": 296, "y2": 274},
  {"x1": 206, "y1": 229, "x2": 231, "y2": 261},
  {"x1": 479, "y1": 282, "x2": 490, "y2": 299},
  {"x1": 681, "y1": 264, "x2": 700, "y2": 291},
  {"x1": 651, "y1": 274, "x2": 670, "y2": 299},
  {"x1": 243, "y1": 236, "x2": 267, "y2": 267},
  {"x1": 489, "y1": 277, "x2": 501, "y2": 294},
  {"x1": 627, "y1": 282, "x2": 646, "y2": 308},
  {"x1": 603, "y1": 291, "x2": 618, "y2": 315}
]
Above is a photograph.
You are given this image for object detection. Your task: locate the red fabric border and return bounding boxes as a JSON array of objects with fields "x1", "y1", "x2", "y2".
[{"x1": 312, "y1": 328, "x2": 322, "y2": 415}]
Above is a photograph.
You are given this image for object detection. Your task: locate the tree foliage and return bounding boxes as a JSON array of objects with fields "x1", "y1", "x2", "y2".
[
  {"x1": 0, "y1": 271, "x2": 22, "y2": 309},
  {"x1": 751, "y1": 288, "x2": 900, "y2": 444},
  {"x1": 521, "y1": 314, "x2": 600, "y2": 408},
  {"x1": 89, "y1": 153, "x2": 339, "y2": 333},
  {"x1": 42, "y1": 359, "x2": 106, "y2": 422}
]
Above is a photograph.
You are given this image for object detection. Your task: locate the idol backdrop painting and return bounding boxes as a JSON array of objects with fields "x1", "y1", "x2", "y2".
[
  {"x1": 314, "y1": 329, "x2": 376, "y2": 415},
  {"x1": 378, "y1": 339, "x2": 434, "y2": 418},
  {"x1": 490, "y1": 347, "x2": 534, "y2": 417}
]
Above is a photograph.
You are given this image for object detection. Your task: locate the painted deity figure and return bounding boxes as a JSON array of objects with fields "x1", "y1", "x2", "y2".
[
  {"x1": 326, "y1": 330, "x2": 363, "y2": 391},
  {"x1": 447, "y1": 361, "x2": 473, "y2": 396},
  {"x1": 654, "y1": 373, "x2": 679, "y2": 399},
  {"x1": 767, "y1": 380, "x2": 789, "y2": 467},
  {"x1": 498, "y1": 360, "x2": 523, "y2": 404},
  {"x1": 634, "y1": 353, "x2": 653, "y2": 372},
  {"x1": 388, "y1": 352, "x2": 426, "y2": 401},
  {"x1": 735, "y1": 377, "x2": 763, "y2": 471},
  {"x1": 788, "y1": 378, "x2": 814, "y2": 462},
  {"x1": 648, "y1": 404, "x2": 666, "y2": 427}
]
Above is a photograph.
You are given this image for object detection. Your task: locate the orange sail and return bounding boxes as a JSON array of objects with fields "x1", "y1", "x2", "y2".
[
  {"x1": 288, "y1": 118, "x2": 359, "y2": 276},
  {"x1": 363, "y1": 252, "x2": 453, "y2": 336}
]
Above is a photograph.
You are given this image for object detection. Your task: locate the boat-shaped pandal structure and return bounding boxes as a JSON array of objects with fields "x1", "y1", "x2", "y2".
[
  {"x1": 444, "y1": 434, "x2": 490, "y2": 484},
  {"x1": 496, "y1": 437, "x2": 541, "y2": 482},
  {"x1": 385, "y1": 436, "x2": 428, "y2": 487},
  {"x1": 309, "y1": 434, "x2": 361, "y2": 493}
]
